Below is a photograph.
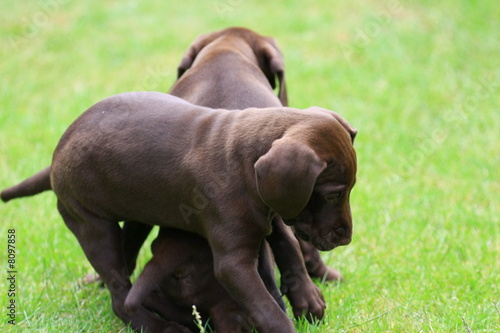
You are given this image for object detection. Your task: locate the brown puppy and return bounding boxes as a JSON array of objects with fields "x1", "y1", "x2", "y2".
[
  {"x1": 172, "y1": 27, "x2": 343, "y2": 282},
  {"x1": 125, "y1": 228, "x2": 268, "y2": 332},
  {"x1": 32, "y1": 92, "x2": 355, "y2": 333}
]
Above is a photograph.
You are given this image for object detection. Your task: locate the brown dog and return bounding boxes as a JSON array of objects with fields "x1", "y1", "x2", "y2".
[
  {"x1": 24, "y1": 92, "x2": 356, "y2": 333},
  {"x1": 125, "y1": 227, "x2": 273, "y2": 332},
  {"x1": 172, "y1": 27, "x2": 343, "y2": 281}
]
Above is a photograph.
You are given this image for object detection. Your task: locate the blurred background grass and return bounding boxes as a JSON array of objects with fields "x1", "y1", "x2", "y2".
[{"x1": 1, "y1": 0, "x2": 499, "y2": 332}]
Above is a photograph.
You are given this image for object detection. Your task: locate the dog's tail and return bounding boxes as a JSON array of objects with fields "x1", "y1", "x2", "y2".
[{"x1": 1, "y1": 166, "x2": 52, "y2": 203}]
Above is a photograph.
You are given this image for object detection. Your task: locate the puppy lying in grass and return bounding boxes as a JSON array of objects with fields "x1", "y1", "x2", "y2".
[{"x1": 125, "y1": 228, "x2": 278, "y2": 332}]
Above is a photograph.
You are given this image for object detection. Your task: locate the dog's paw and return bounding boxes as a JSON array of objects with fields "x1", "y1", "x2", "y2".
[
  {"x1": 310, "y1": 266, "x2": 344, "y2": 283},
  {"x1": 282, "y1": 279, "x2": 325, "y2": 322},
  {"x1": 82, "y1": 272, "x2": 103, "y2": 285},
  {"x1": 323, "y1": 267, "x2": 344, "y2": 282}
]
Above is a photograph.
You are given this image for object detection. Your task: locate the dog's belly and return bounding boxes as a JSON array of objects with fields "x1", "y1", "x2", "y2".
[{"x1": 54, "y1": 172, "x2": 207, "y2": 235}]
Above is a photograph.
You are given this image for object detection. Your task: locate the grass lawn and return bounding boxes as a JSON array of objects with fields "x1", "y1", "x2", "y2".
[{"x1": 1, "y1": 0, "x2": 498, "y2": 332}]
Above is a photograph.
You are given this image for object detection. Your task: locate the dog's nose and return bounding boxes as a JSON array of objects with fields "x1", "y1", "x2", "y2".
[
  {"x1": 335, "y1": 227, "x2": 351, "y2": 245},
  {"x1": 335, "y1": 227, "x2": 346, "y2": 238}
]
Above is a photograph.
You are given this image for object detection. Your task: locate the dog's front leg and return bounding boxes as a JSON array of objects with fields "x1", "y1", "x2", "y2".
[
  {"x1": 211, "y1": 236, "x2": 296, "y2": 333},
  {"x1": 267, "y1": 218, "x2": 326, "y2": 322}
]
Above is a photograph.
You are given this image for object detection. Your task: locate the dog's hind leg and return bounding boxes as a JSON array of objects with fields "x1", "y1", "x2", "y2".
[
  {"x1": 82, "y1": 222, "x2": 153, "y2": 285},
  {"x1": 122, "y1": 221, "x2": 153, "y2": 275},
  {"x1": 56, "y1": 201, "x2": 190, "y2": 333}
]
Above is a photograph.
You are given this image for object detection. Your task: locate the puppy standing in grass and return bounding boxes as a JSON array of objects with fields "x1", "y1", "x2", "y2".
[{"x1": 3, "y1": 91, "x2": 356, "y2": 332}]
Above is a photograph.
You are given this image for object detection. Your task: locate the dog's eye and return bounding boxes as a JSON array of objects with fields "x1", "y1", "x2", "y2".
[{"x1": 325, "y1": 192, "x2": 343, "y2": 204}]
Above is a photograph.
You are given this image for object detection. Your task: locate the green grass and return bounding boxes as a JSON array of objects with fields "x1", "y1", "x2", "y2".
[{"x1": 1, "y1": 0, "x2": 499, "y2": 332}]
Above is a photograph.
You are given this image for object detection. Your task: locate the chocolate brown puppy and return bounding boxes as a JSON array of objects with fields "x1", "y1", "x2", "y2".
[
  {"x1": 31, "y1": 92, "x2": 355, "y2": 332},
  {"x1": 170, "y1": 26, "x2": 344, "y2": 282},
  {"x1": 125, "y1": 228, "x2": 273, "y2": 332}
]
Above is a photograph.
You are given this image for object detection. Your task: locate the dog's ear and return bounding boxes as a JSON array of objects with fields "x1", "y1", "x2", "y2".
[
  {"x1": 177, "y1": 45, "x2": 198, "y2": 78},
  {"x1": 258, "y1": 38, "x2": 288, "y2": 106},
  {"x1": 177, "y1": 32, "x2": 222, "y2": 78},
  {"x1": 255, "y1": 138, "x2": 326, "y2": 219}
]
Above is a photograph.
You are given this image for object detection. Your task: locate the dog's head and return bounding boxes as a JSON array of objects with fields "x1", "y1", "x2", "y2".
[
  {"x1": 255, "y1": 108, "x2": 357, "y2": 251},
  {"x1": 177, "y1": 27, "x2": 287, "y2": 105}
]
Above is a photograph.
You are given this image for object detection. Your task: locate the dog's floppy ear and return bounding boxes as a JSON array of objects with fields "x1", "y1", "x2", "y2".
[
  {"x1": 177, "y1": 31, "x2": 222, "y2": 78},
  {"x1": 255, "y1": 138, "x2": 326, "y2": 219},
  {"x1": 177, "y1": 45, "x2": 198, "y2": 78},
  {"x1": 258, "y1": 38, "x2": 288, "y2": 106}
]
